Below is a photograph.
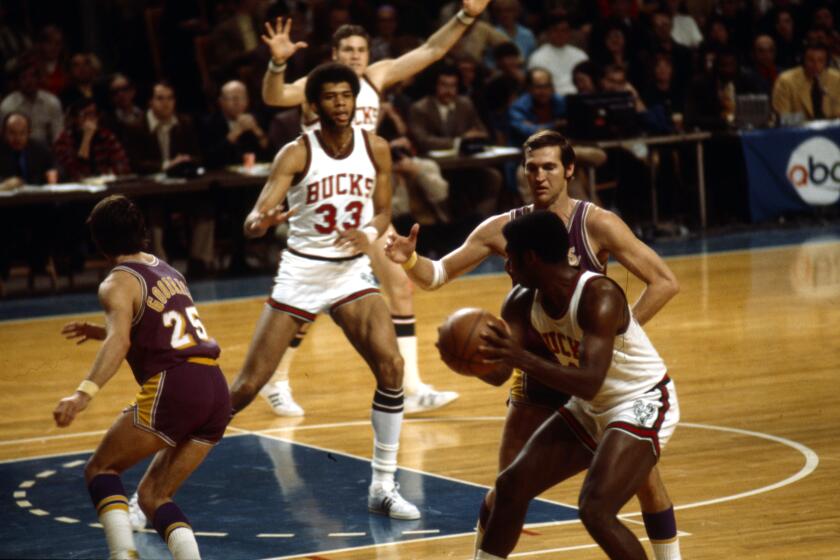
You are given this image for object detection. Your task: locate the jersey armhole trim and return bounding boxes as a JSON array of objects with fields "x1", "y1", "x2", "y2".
[
  {"x1": 362, "y1": 74, "x2": 382, "y2": 97},
  {"x1": 111, "y1": 266, "x2": 147, "y2": 327},
  {"x1": 362, "y1": 129, "x2": 379, "y2": 173}
]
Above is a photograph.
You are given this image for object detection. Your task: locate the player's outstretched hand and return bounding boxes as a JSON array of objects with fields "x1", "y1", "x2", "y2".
[
  {"x1": 384, "y1": 223, "x2": 419, "y2": 265},
  {"x1": 261, "y1": 17, "x2": 308, "y2": 64},
  {"x1": 245, "y1": 205, "x2": 297, "y2": 238},
  {"x1": 53, "y1": 392, "x2": 91, "y2": 427},
  {"x1": 463, "y1": 0, "x2": 491, "y2": 17},
  {"x1": 61, "y1": 321, "x2": 106, "y2": 345}
]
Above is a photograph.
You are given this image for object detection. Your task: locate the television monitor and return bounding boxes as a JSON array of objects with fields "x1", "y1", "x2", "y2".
[{"x1": 564, "y1": 91, "x2": 640, "y2": 141}]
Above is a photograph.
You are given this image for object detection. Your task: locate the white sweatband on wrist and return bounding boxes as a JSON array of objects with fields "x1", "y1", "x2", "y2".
[
  {"x1": 76, "y1": 379, "x2": 100, "y2": 398},
  {"x1": 268, "y1": 59, "x2": 287, "y2": 74},
  {"x1": 362, "y1": 225, "x2": 379, "y2": 244},
  {"x1": 456, "y1": 9, "x2": 476, "y2": 25},
  {"x1": 429, "y1": 259, "x2": 449, "y2": 290}
]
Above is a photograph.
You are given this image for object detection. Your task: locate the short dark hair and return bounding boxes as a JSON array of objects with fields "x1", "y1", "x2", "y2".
[
  {"x1": 86, "y1": 195, "x2": 148, "y2": 257},
  {"x1": 522, "y1": 130, "x2": 576, "y2": 170},
  {"x1": 305, "y1": 62, "x2": 360, "y2": 104},
  {"x1": 503, "y1": 210, "x2": 569, "y2": 264},
  {"x1": 492, "y1": 41, "x2": 521, "y2": 62},
  {"x1": 332, "y1": 24, "x2": 370, "y2": 50}
]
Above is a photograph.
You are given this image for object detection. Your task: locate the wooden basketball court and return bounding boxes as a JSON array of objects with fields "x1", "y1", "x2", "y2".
[{"x1": 1, "y1": 238, "x2": 838, "y2": 559}]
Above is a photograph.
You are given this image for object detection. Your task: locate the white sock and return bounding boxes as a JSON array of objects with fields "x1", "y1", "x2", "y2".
[
  {"x1": 167, "y1": 526, "x2": 201, "y2": 560},
  {"x1": 475, "y1": 550, "x2": 505, "y2": 559},
  {"x1": 371, "y1": 386, "x2": 404, "y2": 488},
  {"x1": 652, "y1": 539, "x2": 681, "y2": 559},
  {"x1": 99, "y1": 509, "x2": 137, "y2": 559}
]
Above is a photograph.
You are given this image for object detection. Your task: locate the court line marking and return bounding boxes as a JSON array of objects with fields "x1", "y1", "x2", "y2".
[{"x1": 2, "y1": 418, "x2": 817, "y2": 558}]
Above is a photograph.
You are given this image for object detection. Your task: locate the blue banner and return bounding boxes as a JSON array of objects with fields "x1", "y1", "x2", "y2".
[{"x1": 740, "y1": 122, "x2": 840, "y2": 222}]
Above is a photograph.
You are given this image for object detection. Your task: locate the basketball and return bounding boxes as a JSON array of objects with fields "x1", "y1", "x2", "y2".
[{"x1": 437, "y1": 307, "x2": 505, "y2": 377}]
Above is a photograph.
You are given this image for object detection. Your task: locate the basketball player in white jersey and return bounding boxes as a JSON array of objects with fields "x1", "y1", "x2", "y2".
[
  {"x1": 385, "y1": 130, "x2": 683, "y2": 559},
  {"x1": 229, "y1": 62, "x2": 419, "y2": 519},
  {"x1": 256, "y1": 0, "x2": 490, "y2": 416},
  {"x1": 474, "y1": 210, "x2": 680, "y2": 559}
]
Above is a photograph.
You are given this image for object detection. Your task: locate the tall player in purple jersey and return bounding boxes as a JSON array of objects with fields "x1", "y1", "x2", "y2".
[
  {"x1": 53, "y1": 195, "x2": 230, "y2": 560},
  {"x1": 385, "y1": 130, "x2": 685, "y2": 559}
]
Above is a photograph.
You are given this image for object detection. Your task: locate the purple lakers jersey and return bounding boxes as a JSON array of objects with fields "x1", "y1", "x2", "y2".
[
  {"x1": 113, "y1": 257, "x2": 220, "y2": 385},
  {"x1": 508, "y1": 201, "x2": 605, "y2": 273}
]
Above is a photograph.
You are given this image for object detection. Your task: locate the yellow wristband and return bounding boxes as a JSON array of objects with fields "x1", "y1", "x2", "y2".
[
  {"x1": 402, "y1": 251, "x2": 419, "y2": 271},
  {"x1": 76, "y1": 379, "x2": 100, "y2": 398}
]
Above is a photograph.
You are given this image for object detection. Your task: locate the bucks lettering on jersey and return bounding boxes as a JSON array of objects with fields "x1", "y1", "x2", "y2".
[
  {"x1": 287, "y1": 126, "x2": 378, "y2": 258},
  {"x1": 302, "y1": 77, "x2": 381, "y2": 132}
]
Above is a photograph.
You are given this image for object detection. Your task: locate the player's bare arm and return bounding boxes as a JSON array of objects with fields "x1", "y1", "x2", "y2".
[
  {"x1": 53, "y1": 272, "x2": 139, "y2": 427},
  {"x1": 587, "y1": 207, "x2": 679, "y2": 325},
  {"x1": 385, "y1": 213, "x2": 508, "y2": 289},
  {"x1": 261, "y1": 17, "x2": 308, "y2": 106},
  {"x1": 480, "y1": 278, "x2": 628, "y2": 400},
  {"x1": 366, "y1": 0, "x2": 491, "y2": 90},
  {"x1": 243, "y1": 139, "x2": 306, "y2": 238},
  {"x1": 336, "y1": 132, "x2": 393, "y2": 252}
]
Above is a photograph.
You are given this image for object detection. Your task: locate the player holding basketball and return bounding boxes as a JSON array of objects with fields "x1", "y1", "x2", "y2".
[
  {"x1": 385, "y1": 130, "x2": 683, "y2": 558},
  {"x1": 53, "y1": 195, "x2": 230, "y2": 560},
  {"x1": 475, "y1": 210, "x2": 680, "y2": 559},
  {"x1": 255, "y1": 0, "x2": 492, "y2": 416},
  {"x1": 227, "y1": 62, "x2": 419, "y2": 519}
]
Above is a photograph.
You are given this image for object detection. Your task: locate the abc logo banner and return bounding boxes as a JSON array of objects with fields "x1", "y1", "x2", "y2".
[{"x1": 786, "y1": 137, "x2": 840, "y2": 206}]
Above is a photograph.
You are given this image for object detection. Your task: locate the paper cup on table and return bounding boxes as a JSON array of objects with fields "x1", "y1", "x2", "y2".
[
  {"x1": 243, "y1": 152, "x2": 256, "y2": 169},
  {"x1": 46, "y1": 169, "x2": 58, "y2": 184}
]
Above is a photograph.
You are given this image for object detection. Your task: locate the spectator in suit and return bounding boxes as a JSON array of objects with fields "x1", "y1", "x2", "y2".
[
  {"x1": 0, "y1": 112, "x2": 56, "y2": 189},
  {"x1": 52, "y1": 97, "x2": 130, "y2": 181},
  {"x1": 122, "y1": 81, "x2": 201, "y2": 175},
  {"x1": 773, "y1": 41, "x2": 840, "y2": 122},
  {"x1": 208, "y1": 0, "x2": 267, "y2": 82},
  {"x1": 0, "y1": 112, "x2": 58, "y2": 284},
  {"x1": 527, "y1": 14, "x2": 588, "y2": 95},
  {"x1": 201, "y1": 80, "x2": 269, "y2": 168},
  {"x1": 409, "y1": 64, "x2": 502, "y2": 217},
  {"x1": 749, "y1": 34, "x2": 781, "y2": 95},
  {"x1": 0, "y1": 56, "x2": 64, "y2": 145},
  {"x1": 685, "y1": 47, "x2": 764, "y2": 131},
  {"x1": 639, "y1": 9, "x2": 694, "y2": 91},
  {"x1": 121, "y1": 81, "x2": 214, "y2": 278},
  {"x1": 102, "y1": 73, "x2": 144, "y2": 142}
]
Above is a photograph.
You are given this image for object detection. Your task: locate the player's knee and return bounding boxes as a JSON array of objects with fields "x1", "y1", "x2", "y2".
[
  {"x1": 578, "y1": 487, "x2": 615, "y2": 530},
  {"x1": 83, "y1": 456, "x2": 117, "y2": 483},
  {"x1": 494, "y1": 468, "x2": 524, "y2": 505},
  {"x1": 137, "y1": 480, "x2": 168, "y2": 518},
  {"x1": 374, "y1": 353, "x2": 404, "y2": 388}
]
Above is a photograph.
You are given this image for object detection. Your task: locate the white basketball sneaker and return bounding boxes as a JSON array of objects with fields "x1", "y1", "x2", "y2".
[
  {"x1": 128, "y1": 492, "x2": 147, "y2": 531},
  {"x1": 404, "y1": 384, "x2": 459, "y2": 415},
  {"x1": 368, "y1": 483, "x2": 421, "y2": 520},
  {"x1": 260, "y1": 380, "x2": 304, "y2": 417}
]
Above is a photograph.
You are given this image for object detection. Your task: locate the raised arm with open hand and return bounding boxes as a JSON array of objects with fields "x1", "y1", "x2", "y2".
[
  {"x1": 384, "y1": 223, "x2": 419, "y2": 265},
  {"x1": 261, "y1": 17, "x2": 308, "y2": 64}
]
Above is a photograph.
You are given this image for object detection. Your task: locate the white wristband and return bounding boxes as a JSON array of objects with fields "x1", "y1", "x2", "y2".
[
  {"x1": 362, "y1": 226, "x2": 379, "y2": 244},
  {"x1": 456, "y1": 9, "x2": 476, "y2": 25},
  {"x1": 76, "y1": 379, "x2": 100, "y2": 398},
  {"x1": 268, "y1": 59, "x2": 287, "y2": 74},
  {"x1": 429, "y1": 259, "x2": 448, "y2": 290}
]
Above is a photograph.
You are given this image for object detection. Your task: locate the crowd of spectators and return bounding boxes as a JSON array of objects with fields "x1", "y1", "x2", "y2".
[{"x1": 1, "y1": 0, "x2": 840, "y2": 284}]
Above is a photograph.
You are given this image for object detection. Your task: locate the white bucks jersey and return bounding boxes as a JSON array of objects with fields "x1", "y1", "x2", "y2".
[
  {"x1": 301, "y1": 76, "x2": 381, "y2": 132},
  {"x1": 530, "y1": 270, "x2": 667, "y2": 410},
  {"x1": 286, "y1": 127, "x2": 377, "y2": 258}
]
